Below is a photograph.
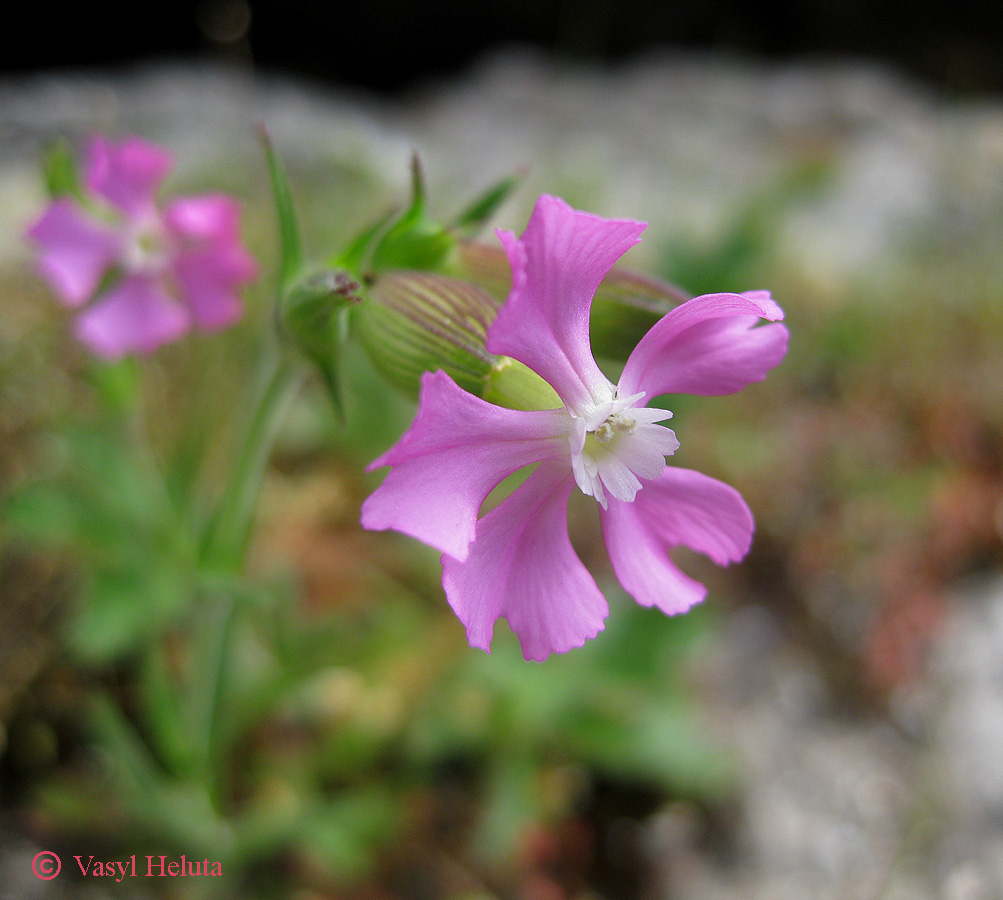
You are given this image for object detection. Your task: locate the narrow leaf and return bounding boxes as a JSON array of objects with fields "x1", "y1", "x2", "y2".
[
  {"x1": 452, "y1": 171, "x2": 523, "y2": 237},
  {"x1": 330, "y1": 209, "x2": 395, "y2": 276},
  {"x1": 368, "y1": 154, "x2": 455, "y2": 272},
  {"x1": 258, "y1": 122, "x2": 303, "y2": 293}
]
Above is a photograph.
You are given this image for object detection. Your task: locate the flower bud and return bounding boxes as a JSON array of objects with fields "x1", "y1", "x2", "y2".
[
  {"x1": 354, "y1": 269, "x2": 563, "y2": 411},
  {"x1": 281, "y1": 269, "x2": 361, "y2": 416},
  {"x1": 353, "y1": 270, "x2": 497, "y2": 399},
  {"x1": 589, "y1": 266, "x2": 691, "y2": 361},
  {"x1": 454, "y1": 241, "x2": 691, "y2": 362},
  {"x1": 365, "y1": 156, "x2": 456, "y2": 273}
]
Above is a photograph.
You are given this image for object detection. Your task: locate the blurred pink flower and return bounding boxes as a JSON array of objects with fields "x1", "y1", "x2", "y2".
[
  {"x1": 27, "y1": 135, "x2": 258, "y2": 358},
  {"x1": 363, "y1": 194, "x2": 789, "y2": 660}
]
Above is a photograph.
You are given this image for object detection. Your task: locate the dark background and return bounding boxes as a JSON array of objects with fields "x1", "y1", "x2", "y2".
[{"x1": 5, "y1": 0, "x2": 1002, "y2": 96}]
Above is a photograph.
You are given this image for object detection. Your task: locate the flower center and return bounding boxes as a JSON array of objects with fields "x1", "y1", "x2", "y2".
[
  {"x1": 568, "y1": 391, "x2": 679, "y2": 509},
  {"x1": 120, "y1": 213, "x2": 170, "y2": 275},
  {"x1": 593, "y1": 412, "x2": 636, "y2": 443}
]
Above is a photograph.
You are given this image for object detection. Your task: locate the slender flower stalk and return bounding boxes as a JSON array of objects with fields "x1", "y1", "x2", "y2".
[{"x1": 363, "y1": 195, "x2": 789, "y2": 661}]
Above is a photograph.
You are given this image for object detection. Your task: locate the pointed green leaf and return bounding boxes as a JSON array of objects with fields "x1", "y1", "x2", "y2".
[
  {"x1": 452, "y1": 171, "x2": 522, "y2": 237},
  {"x1": 259, "y1": 123, "x2": 304, "y2": 293},
  {"x1": 368, "y1": 154, "x2": 456, "y2": 272},
  {"x1": 330, "y1": 209, "x2": 395, "y2": 276},
  {"x1": 409, "y1": 151, "x2": 427, "y2": 210}
]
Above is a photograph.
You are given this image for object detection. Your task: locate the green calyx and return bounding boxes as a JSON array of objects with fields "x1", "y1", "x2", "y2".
[
  {"x1": 483, "y1": 357, "x2": 561, "y2": 411},
  {"x1": 261, "y1": 133, "x2": 688, "y2": 421},
  {"x1": 280, "y1": 269, "x2": 360, "y2": 417},
  {"x1": 333, "y1": 155, "x2": 456, "y2": 278},
  {"x1": 353, "y1": 270, "x2": 560, "y2": 412},
  {"x1": 352, "y1": 270, "x2": 496, "y2": 399}
]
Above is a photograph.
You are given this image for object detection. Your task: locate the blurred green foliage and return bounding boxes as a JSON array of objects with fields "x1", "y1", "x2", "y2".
[
  {"x1": 0, "y1": 150, "x2": 734, "y2": 900},
  {"x1": 4, "y1": 131, "x2": 1001, "y2": 900},
  {"x1": 3, "y1": 367, "x2": 728, "y2": 896}
]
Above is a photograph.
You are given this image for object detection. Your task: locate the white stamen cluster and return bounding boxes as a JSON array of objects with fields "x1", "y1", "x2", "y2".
[{"x1": 568, "y1": 389, "x2": 679, "y2": 509}]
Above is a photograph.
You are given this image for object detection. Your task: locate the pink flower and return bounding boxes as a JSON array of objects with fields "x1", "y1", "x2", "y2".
[
  {"x1": 363, "y1": 195, "x2": 789, "y2": 660},
  {"x1": 26, "y1": 135, "x2": 258, "y2": 358}
]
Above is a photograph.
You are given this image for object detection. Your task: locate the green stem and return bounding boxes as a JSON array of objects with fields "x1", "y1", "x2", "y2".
[
  {"x1": 195, "y1": 345, "x2": 302, "y2": 809},
  {"x1": 203, "y1": 349, "x2": 302, "y2": 572},
  {"x1": 196, "y1": 582, "x2": 241, "y2": 811}
]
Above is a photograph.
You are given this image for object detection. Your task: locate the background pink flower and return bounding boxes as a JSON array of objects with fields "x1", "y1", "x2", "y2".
[
  {"x1": 27, "y1": 135, "x2": 258, "y2": 358},
  {"x1": 363, "y1": 195, "x2": 789, "y2": 661}
]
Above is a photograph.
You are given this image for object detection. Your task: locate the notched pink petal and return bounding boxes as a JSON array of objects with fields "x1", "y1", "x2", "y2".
[
  {"x1": 601, "y1": 467, "x2": 753, "y2": 616},
  {"x1": 164, "y1": 194, "x2": 244, "y2": 244},
  {"x1": 442, "y1": 461, "x2": 608, "y2": 661},
  {"x1": 171, "y1": 245, "x2": 257, "y2": 330},
  {"x1": 739, "y1": 290, "x2": 784, "y2": 319},
  {"x1": 74, "y1": 275, "x2": 191, "y2": 359},
  {"x1": 165, "y1": 195, "x2": 257, "y2": 329},
  {"x1": 85, "y1": 135, "x2": 174, "y2": 217},
  {"x1": 618, "y1": 290, "x2": 789, "y2": 398},
  {"x1": 487, "y1": 195, "x2": 646, "y2": 414},
  {"x1": 26, "y1": 200, "x2": 120, "y2": 306},
  {"x1": 361, "y1": 370, "x2": 568, "y2": 561},
  {"x1": 173, "y1": 276, "x2": 243, "y2": 329}
]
